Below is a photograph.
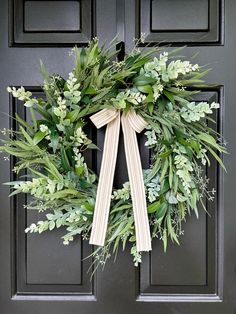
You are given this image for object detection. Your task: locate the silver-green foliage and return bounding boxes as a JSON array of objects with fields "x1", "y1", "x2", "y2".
[{"x1": 0, "y1": 38, "x2": 227, "y2": 272}]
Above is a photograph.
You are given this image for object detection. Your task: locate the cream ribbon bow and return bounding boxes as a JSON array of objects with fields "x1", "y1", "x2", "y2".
[{"x1": 89, "y1": 108, "x2": 152, "y2": 252}]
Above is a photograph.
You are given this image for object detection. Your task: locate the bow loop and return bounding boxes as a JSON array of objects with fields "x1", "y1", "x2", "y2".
[
  {"x1": 90, "y1": 108, "x2": 118, "y2": 129},
  {"x1": 126, "y1": 110, "x2": 148, "y2": 133}
]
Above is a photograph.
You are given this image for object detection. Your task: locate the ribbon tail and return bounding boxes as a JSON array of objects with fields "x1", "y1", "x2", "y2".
[
  {"x1": 121, "y1": 113, "x2": 152, "y2": 252},
  {"x1": 89, "y1": 112, "x2": 120, "y2": 246}
]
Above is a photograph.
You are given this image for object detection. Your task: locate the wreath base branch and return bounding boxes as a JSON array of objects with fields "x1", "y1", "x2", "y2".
[{"x1": 89, "y1": 109, "x2": 151, "y2": 251}]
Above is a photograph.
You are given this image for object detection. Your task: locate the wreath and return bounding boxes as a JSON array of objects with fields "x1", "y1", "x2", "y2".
[{"x1": 0, "y1": 38, "x2": 227, "y2": 271}]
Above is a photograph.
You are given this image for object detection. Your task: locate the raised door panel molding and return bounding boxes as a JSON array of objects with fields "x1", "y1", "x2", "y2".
[
  {"x1": 24, "y1": 1, "x2": 81, "y2": 32},
  {"x1": 9, "y1": 0, "x2": 95, "y2": 47},
  {"x1": 151, "y1": 0, "x2": 209, "y2": 31},
  {"x1": 10, "y1": 88, "x2": 96, "y2": 300},
  {"x1": 136, "y1": 0, "x2": 224, "y2": 45},
  {"x1": 136, "y1": 87, "x2": 224, "y2": 302}
]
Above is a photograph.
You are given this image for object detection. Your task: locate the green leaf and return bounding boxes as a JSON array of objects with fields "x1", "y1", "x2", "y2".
[
  {"x1": 168, "y1": 156, "x2": 173, "y2": 188},
  {"x1": 9, "y1": 189, "x2": 22, "y2": 197},
  {"x1": 12, "y1": 140, "x2": 32, "y2": 151},
  {"x1": 49, "y1": 220, "x2": 56, "y2": 230},
  {"x1": 66, "y1": 108, "x2": 81, "y2": 122},
  {"x1": 40, "y1": 60, "x2": 50, "y2": 83},
  {"x1": 137, "y1": 85, "x2": 153, "y2": 94},
  {"x1": 44, "y1": 157, "x2": 62, "y2": 182},
  {"x1": 91, "y1": 87, "x2": 111, "y2": 102},
  {"x1": 190, "y1": 189, "x2": 199, "y2": 217},
  {"x1": 96, "y1": 67, "x2": 111, "y2": 88},
  {"x1": 34, "y1": 104, "x2": 52, "y2": 120},
  {"x1": 15, "y1": 113, "x2": 34, "y2": 134},
  {"x1": 159, "y1": 149, "x2": 173, "y2": 158},
  {"x1": 110, "y1": 204, "x2": 132, "y2": 214},
  {"x1": 173, "y1": 174, "x2": 179, "y2": 194},
  {"x1": 167, "y1": 213, "x2": 179, "y2": 244},
  {"x1": 29, "y1": 107, "x2": 37, "y2": 130},
  {"x1": 160, "y1": 158, "x2": 169, "y2": 182},
  {"x1": 84, "y1": 86, "x2": 97, "y2": 95},
  {"x1": 87, "y1": 143, "x2": 99, "y2": 150},
  {"x1": 206, "y1": 145, "x2": 226, "y2": 171},
  {"x1": 174, "y1": 128, "x2": 191, "y2": 146},
  {"x1": 163, "y1": 229, "x2": 168, "y2": 252},
  {"x1": 83, "y1": 202, "x2": 94, "y2": 212},
  {"x1": 145, "y1": 92, "x2": 154, "y2": 103},
  {"x1": 190, "y1": 140, "x2": 200, "y2": 154},
  {"x1": 177, "y1": 137, "x2": 190, "y2": 147},
  {"x1": 197, "y1": 133, "x2": 226, "y2": 152},
  {"x1": 50, "y1": 130, "x2": 59, "y2": 153},
  {"x1": 80, "y1": 47, "x2": 87, "y2": 69},
  {"x1": 147, "y1": 200, "x2": 162, "y2": 214},
  {"x1": 64, "y1": 126, "x2": 74, "y2": 141},
  {"x1": 50, "y1": 189, "x2": 78, "y2": 199},
  {"x1": 133, "y1": 75, "x2": 156, "y2": 86},
  {"x1": 75, "y1": 48, "x2": 81, "y2": 76},
  {"x1": 33, "y1": 131, "x2": 46, "y2": 145},
  {"x1": 160, "y1": 179, "x2": 170, "y2": 194},
  {"x1": 3, "y1": 180, "x2": 24, "y2": 186},
  {"x1": 60, "y1": 146, "x2": 71, "y2": 172},
  {"x1": 147, "y1": 102, "x2": 154, "y2": 114},
  {"x1": 75, "y1": 166, "x2": 84, "y2": 176},
  {"x1": 163, "y1": 90, "x2": 175, "y2": 104},
  {"x1": 118, "y1": 99, "x2": 126, "y2": 109},
  {"x1": 87, "y1": 43, "x2": 99, "y2": 65},
  {"x1": 72, "y1": 106, "x2": 90, "y2": 120},
  {"x1": 156, "y1": 202, "x2": 168, "y2": 220},
  {"x1": 56, "y1": 218, "x2": 62, "y2": 228},
  {"x1": 173, "y1": 127, "x2": 191, "y2": 139},
  {"x1": 66, "y1": 147, "x2": 74, "y2": 167},
  {"x1": 125, "y1": 54, "x2": 140, "y2": 68},
  {"x1": 19, "y1": 126, "x2": 34, "y2": 145}
]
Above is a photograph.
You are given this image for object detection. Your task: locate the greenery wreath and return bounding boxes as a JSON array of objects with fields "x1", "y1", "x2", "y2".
[{"x1": 0, "y1": 38, "x2": 227, "y2": 271}]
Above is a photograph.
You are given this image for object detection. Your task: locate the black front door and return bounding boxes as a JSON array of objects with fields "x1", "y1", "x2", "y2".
[{"x1": 0, "y1": 0, "x2": 235, "y2": 313}]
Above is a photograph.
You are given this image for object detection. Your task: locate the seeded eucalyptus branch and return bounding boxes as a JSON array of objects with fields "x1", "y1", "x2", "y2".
[{"x1": 0, "y1": 37, "x2": 227, "y2": 271}]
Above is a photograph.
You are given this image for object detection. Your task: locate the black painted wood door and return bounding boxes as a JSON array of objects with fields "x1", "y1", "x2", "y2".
[{"x1": 0, "y1": 0, "x2": 235, "y2": 313}]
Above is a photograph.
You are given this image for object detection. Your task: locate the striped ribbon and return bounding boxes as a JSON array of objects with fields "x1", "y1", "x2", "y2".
[{"x1": 89, "y1": 108, "x2": 152, "y2": 252}]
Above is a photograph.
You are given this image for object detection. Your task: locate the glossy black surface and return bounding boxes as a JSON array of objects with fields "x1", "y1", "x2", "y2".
[{"x1": 0, "y1": 0, "x2": 235, "y2": 313}]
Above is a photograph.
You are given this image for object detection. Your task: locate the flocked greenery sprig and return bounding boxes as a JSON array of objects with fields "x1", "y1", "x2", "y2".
[{"x1": 0, "y1": 38, "x2": 227, "y2": 272}]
